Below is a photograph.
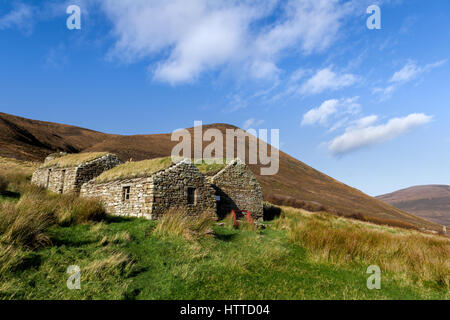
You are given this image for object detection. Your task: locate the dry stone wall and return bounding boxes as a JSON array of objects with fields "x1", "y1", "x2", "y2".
[
  {"x1": 80, "y1": 161, "x2": 216, "y2": 220},
  {"x1": 32, "y1": 167, "x2": 78, "y2": 194},
  {"x1": 31, "y1": 153, "x2": 122, "y2": 195},
  {"x1": 151, "y1": 161, "x2": 216, "y2": 219},
  {"x1": 74, "y1": 154, "x2": 122, "y2": 192},
  {"x1": 81, "y1": 177, "x2": 154, "y2": 219},
  {"x1": 211, "y1": 159, "x2": 263, "y2": 220}
]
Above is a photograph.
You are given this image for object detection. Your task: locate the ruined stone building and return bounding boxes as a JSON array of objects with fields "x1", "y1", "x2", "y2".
[
  {"x1": 32, "y1": 153, "x2": 264, "y2": 221},
  {"x1": 80, "y1": 157, "x2": 217, "y2": 219},
  {"x1": 197, "y1": 159, "x2": 263, "y2": 220},
  {"x1": 31, "y1": 152, "x2": 122, "y2": 194}
]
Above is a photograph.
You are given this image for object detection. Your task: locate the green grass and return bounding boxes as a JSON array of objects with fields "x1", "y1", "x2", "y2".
[
  {"x1": 1, "y1": 203, "x2": 448, "y2": 299},
  {"x1": 0, "y1": 168, "x2": 448, "y2": 300}
]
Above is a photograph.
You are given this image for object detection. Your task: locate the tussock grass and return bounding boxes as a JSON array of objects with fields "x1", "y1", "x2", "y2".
[
  {"x1": 153, "y1": 209, "x2": 216, "y2": 240},
  {"x1": 95, "y1": 157, "x2": 174, "y2": 183},
  {"x1": 55, "y1": 195, "x2": 106, "y2": 226},
  {"x1": 274, "y1": 207, "x2": 450, "y2": 288},
  {"x1": 84, "y1": 251, "x2": 134, "y2": 280},
  {"x1": 0, "y1": 187, "x2": 106, "y2": 251},
  {"x1": 100, "y1": 232, "x2": 133, "y2": 246},
  {"x1": 0, "y1": 176, "x2": 7, "y2": 194},
  {"x1": 0, "y1": 196, "x2": 54, "y2": 249},
  {"x1": 0, "y1": 156, "x2": 39, "y2": 176},
  {"x1": 43, "y1": 152, "x2": 108, "y2": 168}
]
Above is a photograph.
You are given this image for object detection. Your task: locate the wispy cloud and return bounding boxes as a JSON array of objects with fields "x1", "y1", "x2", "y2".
[
  {"x1": 0, "y1": 2, "x2": 34, "y2": 34},
  {"x1": 374, "y1": 59, "x2": 447, "y2": 100},
  {"x1": 329, "y1": 113, "x2": 432, "y2": 155},
  {"x1": 300, "y1": 68, "x2": 357, "y2": 95},
  {"x1": 242, "y1": 118, "x2": 265, "y2": 130}
]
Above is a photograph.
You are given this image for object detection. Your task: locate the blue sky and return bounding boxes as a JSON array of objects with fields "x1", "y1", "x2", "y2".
[{"x1": 0, "y1": 0, "x2": 449, "y2": 196}]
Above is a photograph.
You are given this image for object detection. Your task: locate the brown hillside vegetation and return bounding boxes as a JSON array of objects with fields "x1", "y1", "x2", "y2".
[
  {"x1": 0, "y1": 112, "x2": 443, "y2": 232},
  {"x1": 0, "y1": 112, "x2": 112, "y2": 161},
  {"x1": 377, "y1": 185, "x2": 450, "y2": 226}
]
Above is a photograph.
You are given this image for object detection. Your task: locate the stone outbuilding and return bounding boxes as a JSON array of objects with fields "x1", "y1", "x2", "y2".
[
  {"x1": 197, "y1": 159, "x2": 264, "y2": 220},
  {"x1": 31, "y1": 152, "x2": 122, "y2": 194},
  {"x1": 80, "y1": 157, "x2": 217, "y2": 220}
]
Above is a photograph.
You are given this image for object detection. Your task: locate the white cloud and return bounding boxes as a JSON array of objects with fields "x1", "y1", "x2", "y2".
[
  {"x1": 301, "y1": 97, "x2": 360, "y2": 126},
  {"x1": 300, "y1": 68, "x2": 357, "y2": 95},
  {"x1": 390, "y1": 60, "x2": 447, "y2": 83},
  {"x1": 351, "y1": 115, "x2": 378, "y2": 129},
  {"x1": 99, "y1": 0, "x2": 356, "y2": 84},
  {"x1": 374, "y1": 60, "x2": 447, "y2": 100},
  {"x1": 390, "y1": 61, "x2": 421, "y2": 83},
  {"x1": 329, "y1": 113, "x2": 432, "y2": 155},
  {"x1": 0, "y1": 3, "x2": 34, "y2": 33},
  {"x1": 242, "y1": 118, "x2": 264, "y2": 130},
  {"x1": 302, "y1": 99, "x2": 339, "y2": 126}
]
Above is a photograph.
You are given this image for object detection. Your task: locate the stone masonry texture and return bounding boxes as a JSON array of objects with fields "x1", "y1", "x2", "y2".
[
  {"x1": 211, "y1": 159, "x2": 263, "y2": 220},
  {"x1": 31, "y1": 153, "x2": 122, "y2": 195},
  {"x1": 80, "y1": 161, "x2": 217, "y2": 220}
]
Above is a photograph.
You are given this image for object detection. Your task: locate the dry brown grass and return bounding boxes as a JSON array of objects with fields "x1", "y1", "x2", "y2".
[
  {"x1": 0, "y1": 156, "x2": 39, "y2": 176},
  {"x1": 42, "y1": 152, "x2": 108, "y2": 168},
  {"x1": 0, "y1": 175, "x2": 7, "y2": 194},
  {"x1": 153, "y1": 209, "x2": 216, "y2": 240},
  {"x1": 95, "y1": 157, "x2": 174, "y2": 183},
  {"x1": 54, "y1": 194, "x2": 106, "y2": 226},
  {"x1": 0, "y1": 188, "x2": 106, "y2": 250},
  {"x1": 84, "y1": 251, "x2": 134, "y2": 280},
  {"x1": 274, "y1": 207, "x2": 450, "y2": 288},
  {"x1": 0, "y1": 196, "x2": 54, "y2": 249}
]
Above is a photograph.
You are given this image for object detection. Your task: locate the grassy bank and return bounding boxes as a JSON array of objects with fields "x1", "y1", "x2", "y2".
[{"x1": 0, "y1": 166, "x2": 448, "y2": 300}]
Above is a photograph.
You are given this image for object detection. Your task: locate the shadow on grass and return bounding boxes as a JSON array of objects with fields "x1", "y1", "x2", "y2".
[
  {"x1": 0, "y1": 190, "x2": 20, "y2": 200},
  {"x1": 50, "y1": 237, "x2": 97, "y2": 248},
  {"x1": 213, "y1": 228, "x2": 238, "y2": 242},
  {"x1": 104, "y1": 215, "x2": 137, "y2": 224}
]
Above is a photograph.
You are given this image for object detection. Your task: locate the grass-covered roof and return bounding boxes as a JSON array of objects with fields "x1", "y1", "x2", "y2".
[
  {"x1": 194, "y1": 159, "x2": 230, "y2": 176},
  {"x1": 43, "y1": 152, "x2": 109, "y2": 168},
  {"x1": 95, "y1": 157, "x2": 174, "y2": 183}
]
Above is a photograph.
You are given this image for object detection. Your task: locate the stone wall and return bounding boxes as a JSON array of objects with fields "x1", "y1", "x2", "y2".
[
  {"x1": 81, "y1": 177, "x2": 154, "y2": 219},
  {"x1": 80, "y1": 161, "x2": 216, "y2": 220},
  {"x1": 31, "y1": 167, "x2": 78, "y2": 194},
  {"x1": 211, "y1": 159, "x2": 263, "y2": 220},
  {"x1": 151, "y1": 161, "x2": 216, "y2": 219},
  {"x1": 31, "y1": 153, "x2": 122, "y2": 195},
  {"x1": 74, "y1": 154, "x2": 122, "y2": 193}
]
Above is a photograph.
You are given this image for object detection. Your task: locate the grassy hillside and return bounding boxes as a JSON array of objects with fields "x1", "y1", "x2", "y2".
[
  {"x1": 0, "y1": 168, "x2": 448, "y2": 300},
  {"x1": 0, "y1": 112, "x2": 441, "y2": 232}
]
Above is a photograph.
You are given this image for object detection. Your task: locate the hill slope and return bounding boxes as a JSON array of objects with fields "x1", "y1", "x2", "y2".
[
  {"x1": 377, "y1": 185, "x2": 450, "y2": 226},
  {"x1": 0, "y1": 112, "x2": 442, "y2": 231},
  {"x1": 0, "y1": 112, "x2": 112, "y2": 161}
]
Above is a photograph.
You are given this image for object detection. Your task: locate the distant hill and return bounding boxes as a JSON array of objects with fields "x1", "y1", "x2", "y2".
[
  {"x1": 377, "y1": 185, "x2": 450, "y2": 226},
  {"x1": 0, "y1": 112, "x2": 443, "y2": 232},
  {"x1": 0, "y1": 112, "x2": 112, "y2": 161}
]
